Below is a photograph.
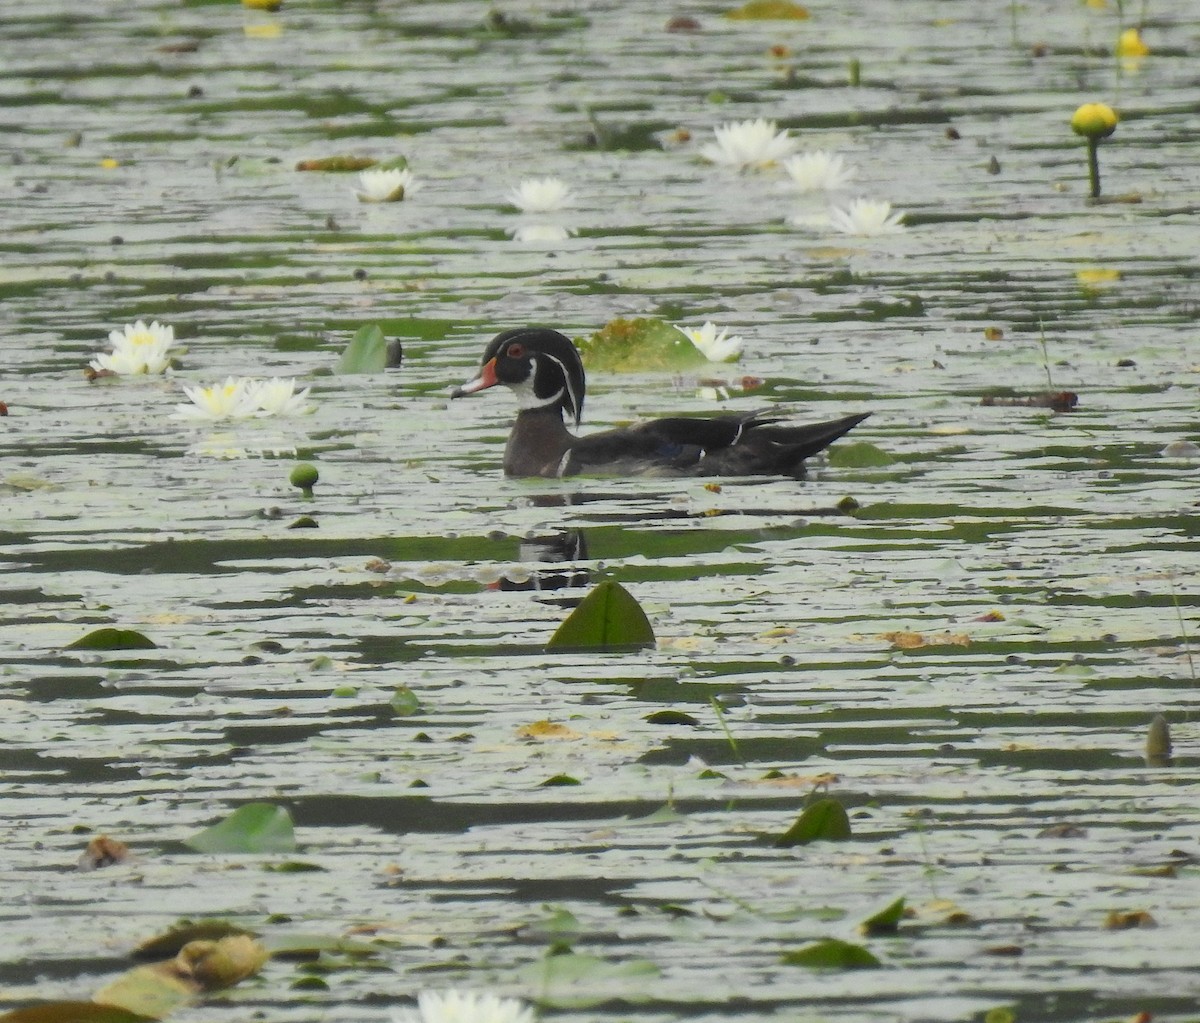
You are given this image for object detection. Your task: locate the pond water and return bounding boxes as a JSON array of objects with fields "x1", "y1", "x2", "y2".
[{"x1": 2, "y1": 1, "x2": 1198, "y2": 1021}]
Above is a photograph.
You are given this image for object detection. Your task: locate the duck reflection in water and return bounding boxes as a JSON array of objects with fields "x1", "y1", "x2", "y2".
[{"x1": 496, "y1": 528, "x2": 590, "y2": 591}]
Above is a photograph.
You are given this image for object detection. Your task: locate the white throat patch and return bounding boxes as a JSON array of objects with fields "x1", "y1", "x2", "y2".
[{"x1": 510, "y1": 356, "x2": 565, "y2": 412}]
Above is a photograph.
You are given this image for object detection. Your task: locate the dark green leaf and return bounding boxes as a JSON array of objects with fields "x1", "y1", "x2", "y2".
[
  {"x1": 775, "y1": 798, "x2": 852, "y2": 847},
  {"x1": 644, "y1": 710, "x2": 699, "y2": 726},
  {"x1": 541, "y1": 774, "x2": 581, "y2": 787},
  {"x1": 66, "y1": 628, "x2": 156, "y2": 651},
  {"x1": 263, "y1": 861, "x2": 325, "y2": 873},
  {"x1": 547, "y1": 580, "x2": 654, "y2": 650},
  {"x1": 334, "y1": 324, "x2": 389, "y2": 375},
  {"x1": 859, "y1": 896, "x2": 906, "y2": 935},
  {"x1": 780, "y1": 938, "x2": 881, "y2": 969},
  {"x1": 184, "y1": 803, "x2": 296, "y2": 854}
]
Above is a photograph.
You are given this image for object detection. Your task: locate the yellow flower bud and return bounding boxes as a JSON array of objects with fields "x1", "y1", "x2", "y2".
[
  {"x1": 1071, "y1": 103, "x2": 1119, "y2": 140},
  {"x1": 1116, "y1": 27, "x2": 1149, "y2": 58}
]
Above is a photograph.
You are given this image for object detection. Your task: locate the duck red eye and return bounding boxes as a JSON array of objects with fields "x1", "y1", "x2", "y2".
[{"x1": 506, "y1": 343, "x2": 525, "y2": 359}]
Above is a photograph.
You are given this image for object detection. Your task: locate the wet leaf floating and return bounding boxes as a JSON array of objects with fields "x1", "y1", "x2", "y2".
[
  {"x1": 183, "y1": 803, "x2": 296, "y2": 854},
  {"x1": 576, "y1": 317, "x2": 709, "y2": 373},
  {"x1": 547, "y1": 580, "x2": 655, "y2": 651},
  {"x1": 66, "y1": 628, "x2": 156, "y2": 651},
  {"x1": 334, "y1": 324, "x2": 390, "y2": 375},
  {"x1": 775, "y1": 798, "x2": 852, "y2": 847},
  {"x1": 780, "y1": 938, "x2": 881, "y2": 969},
  {"x1": 0, "y1": 1003, "x2": 153, "y2": 1023},
  {"x1": 389, "y1": 685, "x2": 422, "y2": 717},
  {"x1": 858, "y1": 895, "x2": 906, "y2": 935},
  {"x1": 519, "y1": 949, "x2": 662, "y2": 1009},
  {"x1": 725, "y1": 0, "x2": 810, "y2": 19},
  {"x1": 93, "y1": 935, "x2": 269, "y2": 1019}
]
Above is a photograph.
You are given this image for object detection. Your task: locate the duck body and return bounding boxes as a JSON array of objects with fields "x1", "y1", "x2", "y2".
[{"x1": 451, "y1": 328, "x2": 869, "y2": 479}]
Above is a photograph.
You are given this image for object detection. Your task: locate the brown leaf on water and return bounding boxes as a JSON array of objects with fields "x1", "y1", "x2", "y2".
[
  {"x1": 1104, "y1": 910, "x2": 1157, "y2": 930},
  {"x1": 295, "y1": 156, "x2": 377, "y2": 172},
  {"x1": 980, "y1": 391, "x2": 1079, "y2": 412},
  {"x1": 880, "y1": 631, "x2": 971, "y2": 649},
  {"x1": 982, "y1": 944, "x2": 1024, "y2": 957},
  {"x1": 78, "y1": 835, "x2": 131, "y2": 871},
  {"x1": 1037, "y1": 823, "x2": 1087, "y2": 839}
]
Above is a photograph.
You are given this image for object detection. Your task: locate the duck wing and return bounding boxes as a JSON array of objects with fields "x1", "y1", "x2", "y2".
[{"x1": 561, "y1": 410, "x2": 869, "y2": 477}]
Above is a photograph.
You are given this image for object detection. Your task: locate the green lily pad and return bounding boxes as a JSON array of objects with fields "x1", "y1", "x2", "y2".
[
  {"x1": 576, "y1": 317, "x2": 708, "y2": 373},
  {"x1": 775, "y1": 798, "x2": 852, "y2": 847},
  {"x1": 183, "y1": 803, "x2": 296, "y2": 854},
  {"x1": 547, "y1": 580, "x2": 655, "y2": 650},
  {"x1": 335, "y1": 324, "x2": 390, "y2": 375},
  {"x1": 826, "y1": 441, "x2": 896, "y2": 468},
  {"x1": 66, "y1": 628, "x2": 156, "y2": 651},
  {"x1": 781, "y1": 938, "x2": 881, "y2": 969},
  {"x1": 0, "y1": 1004, "x2": 154, "y2": 1023}
]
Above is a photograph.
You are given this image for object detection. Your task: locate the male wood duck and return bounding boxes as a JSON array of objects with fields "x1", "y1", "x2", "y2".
[{"x1": 450, "y1": 327, "x2": 869, "y2": 478}]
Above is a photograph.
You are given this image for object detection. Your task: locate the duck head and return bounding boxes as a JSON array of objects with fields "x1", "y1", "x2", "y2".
[{"x1": 451, "y1": 328, "x2": 585, "y2": 427}]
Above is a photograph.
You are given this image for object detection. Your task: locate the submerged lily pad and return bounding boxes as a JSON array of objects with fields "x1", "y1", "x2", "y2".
[
  {"x1": 576, "y1": 317, "x2": 708, "y2": 373},
  {"x1": 184, "y1": 804, "x2": 296, "y2": 855},
  {"x1": 547, "y1": 579, "x2": 655, "y2": 650}
]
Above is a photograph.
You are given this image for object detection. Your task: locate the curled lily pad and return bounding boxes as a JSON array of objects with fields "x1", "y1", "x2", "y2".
[
  {"x1": 547, "y1": 580, "x2": 654, "y2": 650},
  {"x1": 66, "y1": 628, "x2": 156, "y2": 651},
  {"x1": 184, "y1": 803, "x2": 296, "y2": 854},
  {"x1": 576, "y1": 317, "x2": 708, "y2": 373},
  {"x1": 775, "y1": 798, "x2": 852, "y2": 847}
]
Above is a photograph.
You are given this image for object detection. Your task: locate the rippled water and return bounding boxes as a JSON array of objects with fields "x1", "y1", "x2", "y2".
[{"x1": 2, "y1": 1, "x2": 1198, "y2": 1021}]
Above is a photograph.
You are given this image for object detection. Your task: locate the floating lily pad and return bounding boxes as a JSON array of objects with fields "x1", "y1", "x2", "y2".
[
  {"x1": 547, "y1": 579, "x2": 655, "y2": 650},
  {"x1": 780, "y1": 938, "x2": 881, "y2": 969},
  {"x1": 576, "y1": 317, "x2": 708, "y2": 373},
  {"x1": 775, "y1": 798, "x2": 852, "y2": 847},
  {"x1": 335, "y1": 324, "x2": 393, "y2": 375},
  {"x1": 184, "y1": 803, "x2": 296, "y2": 854},
  {"x1": 827, "y1": 441, "x2": 895, "y2": 468},
  {"x1": 66, "y1": 628, "x2": 156, "y2": 651}
]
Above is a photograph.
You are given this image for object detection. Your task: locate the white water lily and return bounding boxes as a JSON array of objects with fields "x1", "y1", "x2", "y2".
[
  {"x1": 172, "y1": 377, "x2": 312, "y2": 421},
  {"x1": 507, "y1": 176, "x2": 572, "y2": 212},
  {"x1": 829, "y1": 198, "x2": 906, "y2": 236},
  {"x1": 700, "y1": 118, "x2": 797, "y2": 170},
  {"x1": 783, "y1": 151, "x2": 858, "y2": 192},
  {"x1": 507, "y1": 223, "x2": 574, "y2": 243},
  {"x1": 354, "y1": 167, "x2": 421, "y2": 203},
  {"x1": 249, "y1": 377, "x2": 312, "y2": 417},
  {"x1": 676, "y1": 321, "x2": 744, "y2": 363},
  {"x1": 89, "y1": 319, "x2": 176, "y2": 375},
  {"x1": 393, "y1": 990, "x2": 535, "y2": 1023}
]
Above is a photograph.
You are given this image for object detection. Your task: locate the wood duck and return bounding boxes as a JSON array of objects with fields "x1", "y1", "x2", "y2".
[{"x1": 450, "y1": 327, "x2": 870, "y2": 478}]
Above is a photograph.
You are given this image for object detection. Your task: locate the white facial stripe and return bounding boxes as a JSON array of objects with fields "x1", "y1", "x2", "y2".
[{"x1": 539, "y1": 352, "x2": 581, "y2": 424}]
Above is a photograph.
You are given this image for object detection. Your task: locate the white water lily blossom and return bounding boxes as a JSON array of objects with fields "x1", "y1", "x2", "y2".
[
  {"x1": 783, "y1": 151, "x2": 858, "y2": 192},
  {"x1": 676, "y1": 321, "x2": 744, "y2": 363},
  {"x1": 829, "y1": 198, "x2": 906, "y2": 236},
  {"x1": 172, "y1": 377, "x2": 312, "y2": 421},
  {"x1": 354, "y1": 167, "x2": 421, "y2": 203},
  {"x1": 90, "y1": 319, "x2": 177, "y2": 375},
  {"x1": 700, "y1": 118, "x2": 798, "y2": 170},
  {"x1": 249, "y1": 377, "x2": 313, "y2": 417},
  {"x1": 507, "y1": 176, "x2": 573, "y2": 212},
  {"x1": 392, "y1": 990, "x2": 535, "y2": 1023}
]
